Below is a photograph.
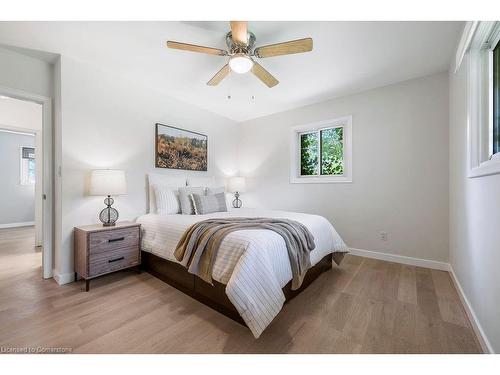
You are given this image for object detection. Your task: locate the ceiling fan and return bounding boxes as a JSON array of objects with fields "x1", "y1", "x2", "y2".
[{"x1": 166, "y1": 21, "x2": 313, "y2": 88}]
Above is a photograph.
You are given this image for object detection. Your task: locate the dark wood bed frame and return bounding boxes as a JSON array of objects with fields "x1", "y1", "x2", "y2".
[{"x1": 141, "y1": 250, "x2": 334, "y2": 326}]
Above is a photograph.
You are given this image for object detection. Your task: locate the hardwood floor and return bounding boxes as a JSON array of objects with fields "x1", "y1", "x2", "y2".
[{"x1": 0, "y1": 227, "x2": 482, "y2": 353}]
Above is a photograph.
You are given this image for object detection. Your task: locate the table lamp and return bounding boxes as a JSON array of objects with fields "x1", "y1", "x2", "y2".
[
  {"x1": 89, "y1": 169, "x2": 127, "y2": 226},
  {"x1": 228, "y1": 176, "x2": 246, "y2": 208}
]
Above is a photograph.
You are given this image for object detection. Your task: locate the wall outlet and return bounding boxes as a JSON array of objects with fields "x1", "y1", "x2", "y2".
[{"x1": 379, "y1": 231, "x2": 388, "y2": 241}]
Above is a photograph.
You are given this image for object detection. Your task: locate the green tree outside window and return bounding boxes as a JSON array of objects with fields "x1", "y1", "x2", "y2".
[{"x1": 300, "y1": 127, "x2": 344, "y2": 176}]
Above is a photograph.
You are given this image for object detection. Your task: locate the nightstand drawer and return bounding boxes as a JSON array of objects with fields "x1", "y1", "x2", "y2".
[
  {"x1": 89, "y1": 227, "x2": 140, "y2": 254},
  {"x1": 89, "y1": 247, "x2": 140, "y2": 277}
]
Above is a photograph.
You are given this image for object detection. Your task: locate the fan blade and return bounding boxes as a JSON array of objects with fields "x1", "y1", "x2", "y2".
[
  {"x1": 207, "y1": 64, "x2": 231, "y2": 86},
  {"x1": 251, "y1": 61, "x2": 279, "y2": 88},
  {"x1": 254, "y1": 38, "x2": 313, "y2": 58},
  {"x1": 166, "y1": 41, "x2": 227, "y2": 56},
  {"x1": 230, "y1": 21, "x2": 248, "y2": 46}
]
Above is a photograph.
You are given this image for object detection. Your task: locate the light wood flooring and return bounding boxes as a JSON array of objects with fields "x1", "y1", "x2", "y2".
[{"x1": 0, "y1": 226, "x2": 482, "y2": 353}]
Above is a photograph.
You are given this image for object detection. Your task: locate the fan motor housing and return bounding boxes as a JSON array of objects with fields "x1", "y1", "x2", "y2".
[{"x1": 226, "y1": 31, "x2": 256, "y2": 54}]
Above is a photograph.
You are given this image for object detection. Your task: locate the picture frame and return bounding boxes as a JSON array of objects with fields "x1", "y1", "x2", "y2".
[{"x1": 155, "y1": 123, "x2": 208, "y2": 171}]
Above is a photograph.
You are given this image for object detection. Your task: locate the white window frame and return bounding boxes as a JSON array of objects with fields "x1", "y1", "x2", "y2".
[
  {"x1": 20, "y1": 145, "x2": 35, "y2": 186},
  {"x1": 456, "y1": 21, "x2": 500, "y2": 178},
  {"x1": 290, "y1": 116, "x2": 352, "y2": 184}
]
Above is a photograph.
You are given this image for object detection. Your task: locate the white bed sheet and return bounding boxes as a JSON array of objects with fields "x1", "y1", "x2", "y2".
[{"x1": 136, "y1": 208, "x2": 348, "y2": 338}]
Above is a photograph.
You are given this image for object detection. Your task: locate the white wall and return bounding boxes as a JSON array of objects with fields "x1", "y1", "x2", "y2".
[
  {"x1": 238, "y1": 73, "x2": 449, "y2": 262},
  {"x1": 449, "y1": 59, "x2": 500, "y2": 353},
  {"x1": 54, "y1": 56, "x2": 239, "y2": 281},
  {"x1": 0, "y1": 131, "x2": 35, "y2": 225}
]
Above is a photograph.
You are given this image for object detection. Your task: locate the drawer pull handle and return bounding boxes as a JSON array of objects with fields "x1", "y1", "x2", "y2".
[
  {"x1": 108, "y1": 237, "x2": 125, "y2": 243},
  {"x1": 108, "y1": 257, "x2": 125, "y2": 263}
]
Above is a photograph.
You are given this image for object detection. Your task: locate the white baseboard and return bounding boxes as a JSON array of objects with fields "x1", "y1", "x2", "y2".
[
  {"x1": 0, "y1": 221, "x2": 35, "y2": 229},
  {"x1": 52, "y1": 269, "x2": 74, "y2": 285},
  {"x1": 448, "y1": 266, "x2": 494, "y2": 354},
  {"x1": 349, "y1": 248, "x2": 450, "y2": 271}
]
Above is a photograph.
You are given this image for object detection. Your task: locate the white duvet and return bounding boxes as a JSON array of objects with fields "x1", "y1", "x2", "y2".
[{"x1": 136, "y1": 208, "x2": 348, "y2": 338}]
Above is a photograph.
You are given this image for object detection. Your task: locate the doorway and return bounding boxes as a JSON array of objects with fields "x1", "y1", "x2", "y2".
[{"x1": 0, "y1": 88, "x2": 52, "y2": 279}]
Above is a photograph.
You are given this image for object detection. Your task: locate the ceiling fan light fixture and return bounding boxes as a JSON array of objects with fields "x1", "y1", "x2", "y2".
[
  {"x1": 166, "y1": 21, "x2": 313, "y2": 87},
  {"x1": 229, "y1": 54, "x2": 253, "y2": 74}
]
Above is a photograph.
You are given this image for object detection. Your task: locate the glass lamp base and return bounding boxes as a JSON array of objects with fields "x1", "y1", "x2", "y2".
[
  {"x1": 99, "y1": 196, "x2": 119, "y2": 226},
  {"x1": 232, "y1": 192, "x2": 242, "y2": 208}
]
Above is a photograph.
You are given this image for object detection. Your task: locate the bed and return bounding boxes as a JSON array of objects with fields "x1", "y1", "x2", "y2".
[{"x1": 137, "y1": 174, "x2": 348, "y2": 338}]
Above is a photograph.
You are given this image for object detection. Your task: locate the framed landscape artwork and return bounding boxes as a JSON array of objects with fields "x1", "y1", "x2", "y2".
[{"x1": 155, "y1": 123, "x2": 208, "y2": 171}]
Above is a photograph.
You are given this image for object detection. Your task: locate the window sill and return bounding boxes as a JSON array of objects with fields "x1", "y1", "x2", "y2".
[
  {"x1": 468, "y1": 156, "x2": 500, "y2": 178},
  {"x1": 290, "y1": 176, "x2": 352, "y2": 184}
]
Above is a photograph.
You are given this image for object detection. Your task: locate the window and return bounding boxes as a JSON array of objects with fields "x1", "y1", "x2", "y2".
[
  {"x1": 290, "y1": 116, "x2": 352, "y2": 183},
  {"x1": 456, "y1": 21, "x2": 500, "y2": 177},
  {"x1": 20, "y1": 146, "x2": 35, "y2": 185},
  {"x1": 300, "y1": 127, "x2": 344, "y2": 176}
]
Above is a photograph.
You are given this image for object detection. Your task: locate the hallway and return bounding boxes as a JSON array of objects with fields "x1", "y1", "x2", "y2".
[{"x1": 0, "y1": 226, "x2": 46, "y2": 305}]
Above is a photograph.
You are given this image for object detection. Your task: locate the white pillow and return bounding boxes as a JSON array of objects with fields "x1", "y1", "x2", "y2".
[
  {"x1": 154, "y1": 185, "x2": 181, "y2": 214},
  {"x1": 148, "y1": 174, "x2": 187, "y2": 213}
]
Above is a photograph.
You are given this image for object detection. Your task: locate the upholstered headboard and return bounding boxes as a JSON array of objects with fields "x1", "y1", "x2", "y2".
[
  {"x1": 186, "y1": 176, "x2": 216, "y2": 187},
  {"x1": 147, "y1": 174, "x2": 227, "y2": 213}
]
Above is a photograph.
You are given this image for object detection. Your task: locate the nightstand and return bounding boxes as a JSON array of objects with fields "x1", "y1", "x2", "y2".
[{"x1": 74, "y1": 222, "x2": 141, "y2": 291}]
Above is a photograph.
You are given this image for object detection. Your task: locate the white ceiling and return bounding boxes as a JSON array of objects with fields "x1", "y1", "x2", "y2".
[{"x1": 0, "y1": 21, "x2": 463, "y2": 122}]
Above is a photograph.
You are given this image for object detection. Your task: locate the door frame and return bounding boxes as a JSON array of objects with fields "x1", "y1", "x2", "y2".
[{"x1": 0, "y1": 85, "x2": 53, "y2": 279}]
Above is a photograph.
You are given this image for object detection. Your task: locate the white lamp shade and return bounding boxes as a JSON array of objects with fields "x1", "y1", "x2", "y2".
[
  {"x1": 89, "y1": 169, "x2": 127, "y2": 196},
  {"x1": 228, "y1": 176, "x2": 246, "y2": 193}
]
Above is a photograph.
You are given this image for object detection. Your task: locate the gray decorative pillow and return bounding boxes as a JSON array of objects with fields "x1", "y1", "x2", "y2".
[
  {"x1": 179, "y1": 187, "x2": 205, "y2": 215},
  {"x1": 190, "y1": 192, "x2": 227, "y2": 215},
  {"x1": 206, "y1": 186, "x2": 225, "y2": 195}
]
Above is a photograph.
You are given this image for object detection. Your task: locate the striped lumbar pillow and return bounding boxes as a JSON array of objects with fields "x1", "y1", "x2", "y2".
[
  {"x1": 153, "y1": 185, "x2": 181, "y2": 214},
  {"x1": 190, "y1": 192, "x2": 228, "y2": 215}
]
